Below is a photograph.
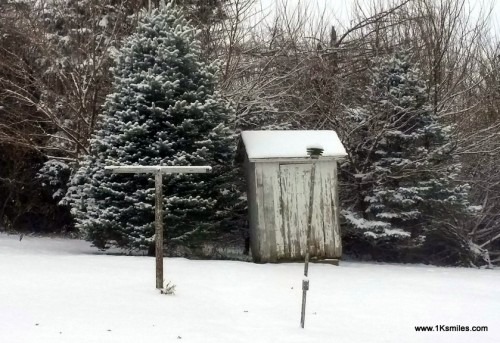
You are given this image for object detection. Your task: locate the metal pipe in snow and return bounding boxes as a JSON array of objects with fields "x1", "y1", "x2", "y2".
[{"x1": 301, "y1": 145, "x2": 324, "y2": 328}]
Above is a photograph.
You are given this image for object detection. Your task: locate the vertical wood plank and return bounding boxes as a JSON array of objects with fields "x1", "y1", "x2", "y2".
[
  {"x1": 298, "y1": 165, "x2": 309, "y2": 256},
  {"x1": 262, "y1": 164, "x2": 276, "y2": 261},
  {"x1": 319, "y1": 165, "x2": 329, "y2": 257},
  {"x1": 255, "y1": 163, "x2": 269, "y2": 261},
  {"x1": 319, "y1": 162, "x2": 334, "y2": 257},
  {"x1": 279, "y1": 165, "x2": 291, "y2": 257},
  {"x1": 246, "y1": 161, "x2": 261, "y2": 262},
  {"x1": 272, "y1": 164, "x2": 284, "y2": 259},
  {"x1": 291, "y1": 164, "x2": 303, "y2": 256},
  {"x1": 277, "y1": 165, "x2": 288, "y2": 259},
  {"x1": 279, "y1": 165, "x2": 292, "y2": 258},
  {"x1": 279, "y1": 164, "x2": 310, "y2": 258},
  {"x1": 155, "y1": 171, "x2": 163, "y2": 289},
  {"x1": 332, "y1": 162, "x2": 342, "y2": 257},
  {"x1": 310, "y1": 163, "x2": 321, "y2": 257}
]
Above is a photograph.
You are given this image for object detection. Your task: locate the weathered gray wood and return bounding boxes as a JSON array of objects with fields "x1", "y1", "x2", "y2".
[
  {"x1": 312, "y1": 162, "x2": 342, "y2": 258},
  {"x1": 104, "y1": 166, "x2": 212, "y2": 174},
  {"x1": 303, "y1": 159, "x2": 318, "y2": 277},
  {"x1": 246, "y1": 162, "x2": 260, "y2": 262},
  {"x1": 332, "y1": 163, "x2": 342, "y2": 256},
  {"x1": 155, "y1": 171, "x2": 163, "y2": 289},
  {"x1": 254, "y1": 162, "x2": 271, "y2": 262},
  {"x1": 310, "y1": 164, "x2": 322, "y2": 257},
  {"x1": 261, "y1": 163, "x2": 282, "y2": 262},
  {"x1": 245, "y1": 158, "x2": 343, "y2": 262},
  {"x1": 254, "y1": 163, "x2": 266, "y2": 261},
  {"x1": 279, "y1": 164, "x2": 308, "y2": 258}
]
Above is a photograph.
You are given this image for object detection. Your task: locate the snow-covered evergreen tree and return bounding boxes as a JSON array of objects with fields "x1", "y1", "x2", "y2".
[
  {"x1": 342, "y1": 53, "x2": 475, "y2": 264},
  {"x1": 64, "y1": 2, "x2": 237, "y2": 251}
]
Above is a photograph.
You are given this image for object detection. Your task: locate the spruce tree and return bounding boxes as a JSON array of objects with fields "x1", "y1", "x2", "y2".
[
  {"x1": 342, "y1": 53, "x2": 475, "y2": 264},
  {"x1": 65, "y1": 2, "x2": 237, "y2": 251}
]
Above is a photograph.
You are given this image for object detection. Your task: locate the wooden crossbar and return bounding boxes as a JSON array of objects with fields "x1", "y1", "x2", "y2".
[{"x1": 104, "y1": 165, "x2": 212, "y2": 174}]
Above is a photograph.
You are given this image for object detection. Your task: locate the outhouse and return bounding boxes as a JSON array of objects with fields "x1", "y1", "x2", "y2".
[{"x1": 240, "y1": 130, "x2": 347, "y2": 263}]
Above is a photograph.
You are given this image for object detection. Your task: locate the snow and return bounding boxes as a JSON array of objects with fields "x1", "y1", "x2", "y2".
[
  {"x1": 99, "y1": 15, "x2": 109, "y2": 28},
  {"x1": 1, "y1": 233, "x2": 499, "y2": 343},
  {"x1": 241, "y1": 130, "x2": 347, "y2": 159},
  {"x1": 343, "y1": 210, "x2": 390, "y2": 230}
]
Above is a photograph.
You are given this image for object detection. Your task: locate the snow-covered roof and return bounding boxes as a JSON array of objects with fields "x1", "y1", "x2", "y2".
[{"x1": 241, "y1": 130, "x2": 347, "y2": 160}]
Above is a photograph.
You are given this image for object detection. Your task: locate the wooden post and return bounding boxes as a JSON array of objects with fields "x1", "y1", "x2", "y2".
[
  {"x1": 104, "y1": 165, "x2": 211, "y2": 290},
  {"x1": 155, "y1": 171, "x2": 163, "y2": 289},
  {"x1": 301, "y1": 146, "x2": 324, "y2": 329}
]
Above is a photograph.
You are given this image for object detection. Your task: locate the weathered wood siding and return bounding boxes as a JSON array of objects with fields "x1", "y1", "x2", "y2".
[
  {"x1": 250, "y1": 162, "x2": 282, "y2": 262},
  {"x1": 249, "y1": 160, "x2": 341, "y2": 262},
  {"x1": 245, "y1": 161, "x2": 260, "y2": 261}
]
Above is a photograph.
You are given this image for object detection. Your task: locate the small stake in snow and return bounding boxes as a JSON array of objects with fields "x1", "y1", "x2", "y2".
[
  {"x1": 104, "y1": 165, "x2": 211, "y2": 289},
  {"x1": 301, "y1": 145, "x2": 324, "y2": 328}
]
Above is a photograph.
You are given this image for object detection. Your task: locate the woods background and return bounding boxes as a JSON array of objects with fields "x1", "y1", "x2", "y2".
[{"x1": 1, "y1": 0, "x2": 500, "y2": 265}]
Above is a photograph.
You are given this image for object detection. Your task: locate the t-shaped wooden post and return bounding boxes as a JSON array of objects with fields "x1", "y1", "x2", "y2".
[{"x1": 105, "y1": 165, "x2": 212, "y2": 289}]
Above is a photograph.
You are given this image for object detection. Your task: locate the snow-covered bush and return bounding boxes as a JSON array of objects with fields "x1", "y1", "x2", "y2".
[
  {"x1": 65, "y1": 2, "x2": 237, "y2": 251},
  {"x1": 37, "y1": 159, "x2": 72, "y2": 202}
]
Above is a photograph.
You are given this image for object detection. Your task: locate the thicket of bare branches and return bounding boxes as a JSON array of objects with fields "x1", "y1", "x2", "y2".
[{"x1": 0, "y1": 0, "x2": 144, "y2": 230}]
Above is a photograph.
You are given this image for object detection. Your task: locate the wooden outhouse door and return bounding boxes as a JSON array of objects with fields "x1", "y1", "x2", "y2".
[{"x1": 279, "y1": 162, "x2": 340, "y2": 259}]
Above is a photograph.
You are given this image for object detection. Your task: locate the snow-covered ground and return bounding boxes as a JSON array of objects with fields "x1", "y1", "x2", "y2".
[{"x1": 1, "y1": 233, "x2": 499, "y2": 343}]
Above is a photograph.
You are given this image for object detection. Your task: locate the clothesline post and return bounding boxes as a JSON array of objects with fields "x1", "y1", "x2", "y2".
[{"x1": 105, "y1": 165, "x2": 211, "y2": 289}]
